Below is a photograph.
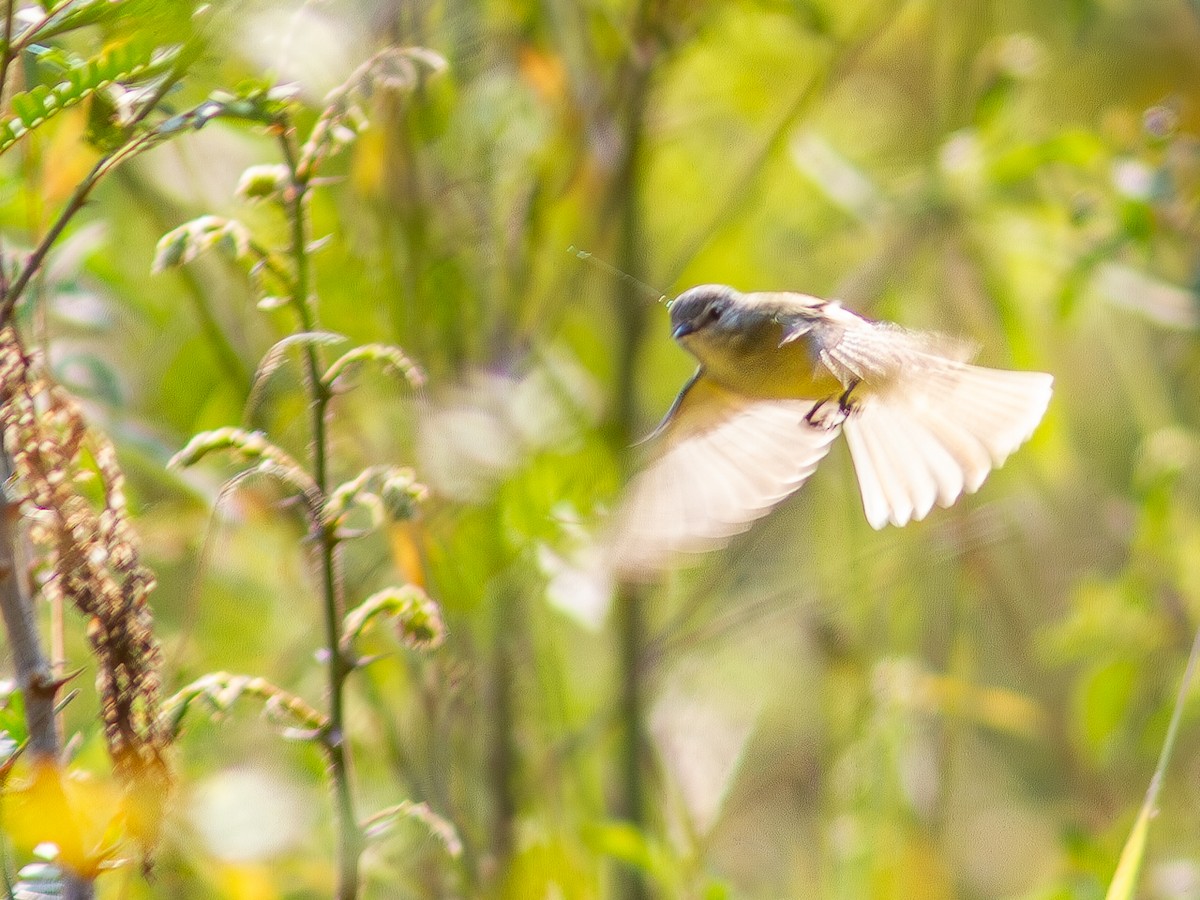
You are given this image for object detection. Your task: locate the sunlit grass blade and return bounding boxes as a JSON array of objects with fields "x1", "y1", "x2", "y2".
[{"x1": 1105, "y1": 626, "x2": 1200, "y2": 900}]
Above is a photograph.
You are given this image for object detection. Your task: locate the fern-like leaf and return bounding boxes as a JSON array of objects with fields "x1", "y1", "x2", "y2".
[{"x1": 0, "y1": 40, "x2": 179, "y2": 155}]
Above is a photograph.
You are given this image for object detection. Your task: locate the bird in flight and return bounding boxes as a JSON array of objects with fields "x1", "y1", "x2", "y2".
[{"x1": 611, "y1": 284, "x2": 1053, "y2": 577}]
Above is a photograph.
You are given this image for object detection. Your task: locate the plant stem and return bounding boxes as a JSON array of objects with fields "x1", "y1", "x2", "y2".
[
  {"x1": 0, "y1": 0, "x2": 15, "y2": 111},
  {"x1": 486, "y1": 573, "x2": 518, "y2": 881},
  {"x1": 278, "y1": 130, "x2": 361, "y2": 900},
  {"x1": 610, "y1": 5, "x2": 657, "y2": 896},
  {"x1": 613, "y1": 588, "x2": 648, "y2": 900},
  {"x1": 0, "y1": 444, "x2": 54, "y2": 758},
  {"x1": 0, "y1": 440, "x2": 93, "y2": 900}
]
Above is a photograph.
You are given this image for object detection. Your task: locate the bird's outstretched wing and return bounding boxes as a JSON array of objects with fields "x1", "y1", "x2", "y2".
[
  {"x1": 819, "y1": 321, "x2": 1053, "y2": 529},
  {"x1": 609, "y1": 369, "x2": 840, "y2": 578}
]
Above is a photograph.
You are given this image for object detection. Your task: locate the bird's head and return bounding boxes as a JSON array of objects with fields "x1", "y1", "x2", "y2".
[{"x1": 668, "y1": 284, "x2": 742, "y2": 344}]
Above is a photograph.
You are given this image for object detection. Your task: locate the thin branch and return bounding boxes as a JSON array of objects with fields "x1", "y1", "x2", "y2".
[
  {"x1": 0, "y1": 436, "x2": 95, "y2": 900},
  {"x1": 0, "y1": 444, "x2": 57, "y2": 760},
  {"x1": 0, "y1": 0, "x2": 16, "y2": 109}
]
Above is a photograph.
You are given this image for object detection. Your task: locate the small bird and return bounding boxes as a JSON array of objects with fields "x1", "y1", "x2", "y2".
[{"x1": 611, "y1": 284, "x2": 1053, "y2": 576}]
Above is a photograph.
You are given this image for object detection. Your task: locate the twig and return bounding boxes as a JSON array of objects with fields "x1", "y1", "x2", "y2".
[
  {"x1": 0, "y1": 0, "x2": 15, "y2": 111},
  {"x1": 0, "y1": 440, "x2": 94, "y2": 900},
  {"x1": 0, "y1": 448, "x2": 57, "y2": 758}
]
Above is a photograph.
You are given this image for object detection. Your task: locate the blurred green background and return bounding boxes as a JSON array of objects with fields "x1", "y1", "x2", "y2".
[{"x1": 6, "y1": 0, "x2": 1200, "y2": 897}]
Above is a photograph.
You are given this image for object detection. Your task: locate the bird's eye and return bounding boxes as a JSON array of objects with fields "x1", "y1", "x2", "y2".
[{"x1": 707, "y1": 303, "x2": 725, "y2": 323}]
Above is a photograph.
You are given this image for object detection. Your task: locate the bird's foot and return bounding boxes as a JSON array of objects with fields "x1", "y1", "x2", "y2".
[
  {"x1": 805, "y1": 398, "x2": 845, "y2": 430},
  {"x1": 805, "y1": 381, "x2": 860, "y2": 430},
  {"x1": 837, "y1": 379, "x2": 861, "y2": 415}
]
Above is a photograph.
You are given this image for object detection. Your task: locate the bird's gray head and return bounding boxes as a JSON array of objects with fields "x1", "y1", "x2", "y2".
[{"x1": 668, "y1": 284, "x2": 743, "y2": 342}]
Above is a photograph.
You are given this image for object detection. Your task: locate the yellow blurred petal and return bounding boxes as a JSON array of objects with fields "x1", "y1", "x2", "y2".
[
  {"x1": 216, "y1": 861, "x2": 281, "y2": 900},
  {"x1": 4, "y1": 761, "x2": 121, "y2": 876},
  {"x1": 871, "y1": 826, "x2": 955, "y2": 900},
  {"x1": 118, "y1": 758, "x2": 172, "y2": 852},
  {"x1": 518, "y1": 46, "x2": 567, "y2": 104},
  {"x1": 41, "y1": 109, "x2": 102, "y2": 210},
  {"x1": 350, "y1": 126, "x2": 387, "y2": 195},
  {"x1": 388, "y1": 520, "x2": 428, "y2": 590},
  {"x1": 924, "y1": 672, "x2": 1048, "y2": 738}
]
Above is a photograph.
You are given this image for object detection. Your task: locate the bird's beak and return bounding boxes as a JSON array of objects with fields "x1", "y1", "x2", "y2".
[{"x1": 672, "y1": 322, "x2": 695, "y2": 340}]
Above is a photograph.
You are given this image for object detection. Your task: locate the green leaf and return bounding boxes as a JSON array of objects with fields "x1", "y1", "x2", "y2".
[
  {"x1": 1076, "y1": 659, "x2": 1136, "y2": 758},
  {"x1": 297, "y1": 46, "x2": 448, "y2": 176},
  {"x1": 326, "y1": 465, "x2": 428, "y2": 530},
  {"x1": 245, "y1": 331, "x2": 348, "y2": 422},
  {"x1": 322, "y1": 342, "x2": 426, "y2": 391},
  {"x1": 343, "y1": 586, "x2": 445, "y2": 651},
  {"x1": 362, "y1": 801, "x2": 462, "y2": 857},
  {"x1": 33, "y1": 0, "x2": 196, "y2": 44},
  {"x1": 168, "y1": 427, "x2": 317, "y2": 498},
  {"x1": 584, "y1": 821, "x2": 675, "y2": 888},
  {"x1": 235, "y1": 163, "x2": 289, "y2": 203},
  {"x1": 0, "y1": 680, "x2": 27, "y2": 754},
  {"x1": 160, "y1": 672, "x2": 328, "y2": 740},
  {"x1": 85, "y1": 88, "x2": 124, "y2": 151},
  {"x1": 11, "y1": 87, "x2": 47, "y2": 125},
  {"x1": 151, "y1": 216, "x2": 252, "y2": 272},
  {"x1": 0, "y1": 39, "x2": 180, "y2": 155}
]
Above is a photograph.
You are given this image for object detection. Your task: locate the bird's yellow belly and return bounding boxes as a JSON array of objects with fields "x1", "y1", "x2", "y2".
[{"x1": 690, "y1": 333, "x2": 845, "y2": 400}]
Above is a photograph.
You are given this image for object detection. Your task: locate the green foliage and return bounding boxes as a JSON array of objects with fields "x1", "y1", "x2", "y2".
[
  {"x1": 362, "y1": 800, "x2": 462, "y2": 858},
  {"x1": 326, "y1": 465, "x2": 428, "y2": 529},
  {"x1": 343, "y1": 586, "x2": 445, "y2": 651},
  {"x1": 323, "y1": 343, "x2": 426, "y2": 391},
  {"x1": 150, "y1": 61, "x2": 448, "y2": 897},
  {"x1": 0, "y1": 40, "x2": 176, "y2": 153},
  {"x1": 151, "y1": 215, "x2": 253, "y2": 272},
  {"x1": 160, "y1": 672, "x2": 328, "y2": 741},
  {"x1": 0, "y1": 680, "x2": 27, "y2": 756},
  {"x1": 28, "y1": 0, "x2": 193, "y2": 43},
  {"x1": 168, "y1": 425, "x2": 317, "y2": 501}
]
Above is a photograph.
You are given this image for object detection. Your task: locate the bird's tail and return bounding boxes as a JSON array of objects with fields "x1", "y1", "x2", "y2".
[{"x1": 842, "y1": 362, "x2": 1053, "y2": 529}]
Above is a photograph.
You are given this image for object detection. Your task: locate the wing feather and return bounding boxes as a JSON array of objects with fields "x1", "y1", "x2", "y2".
[
  {"x1": 834, "y1": 326, "x2": 1052, "y2": 528},
  {"x1": 610, "y1": 373, "x2": 839, "y2": 577}
]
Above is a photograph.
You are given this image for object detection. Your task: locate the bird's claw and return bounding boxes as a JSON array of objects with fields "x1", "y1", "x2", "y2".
[
  {"x1": 837, "y1": 379, "x2": 861, "y2": 415},
  {"x1": 805, "y1": 381, "x2": 860, "y2": 430},
  {"x1": 805, "y1": 398, "x2": 845, "y2": 430}
]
